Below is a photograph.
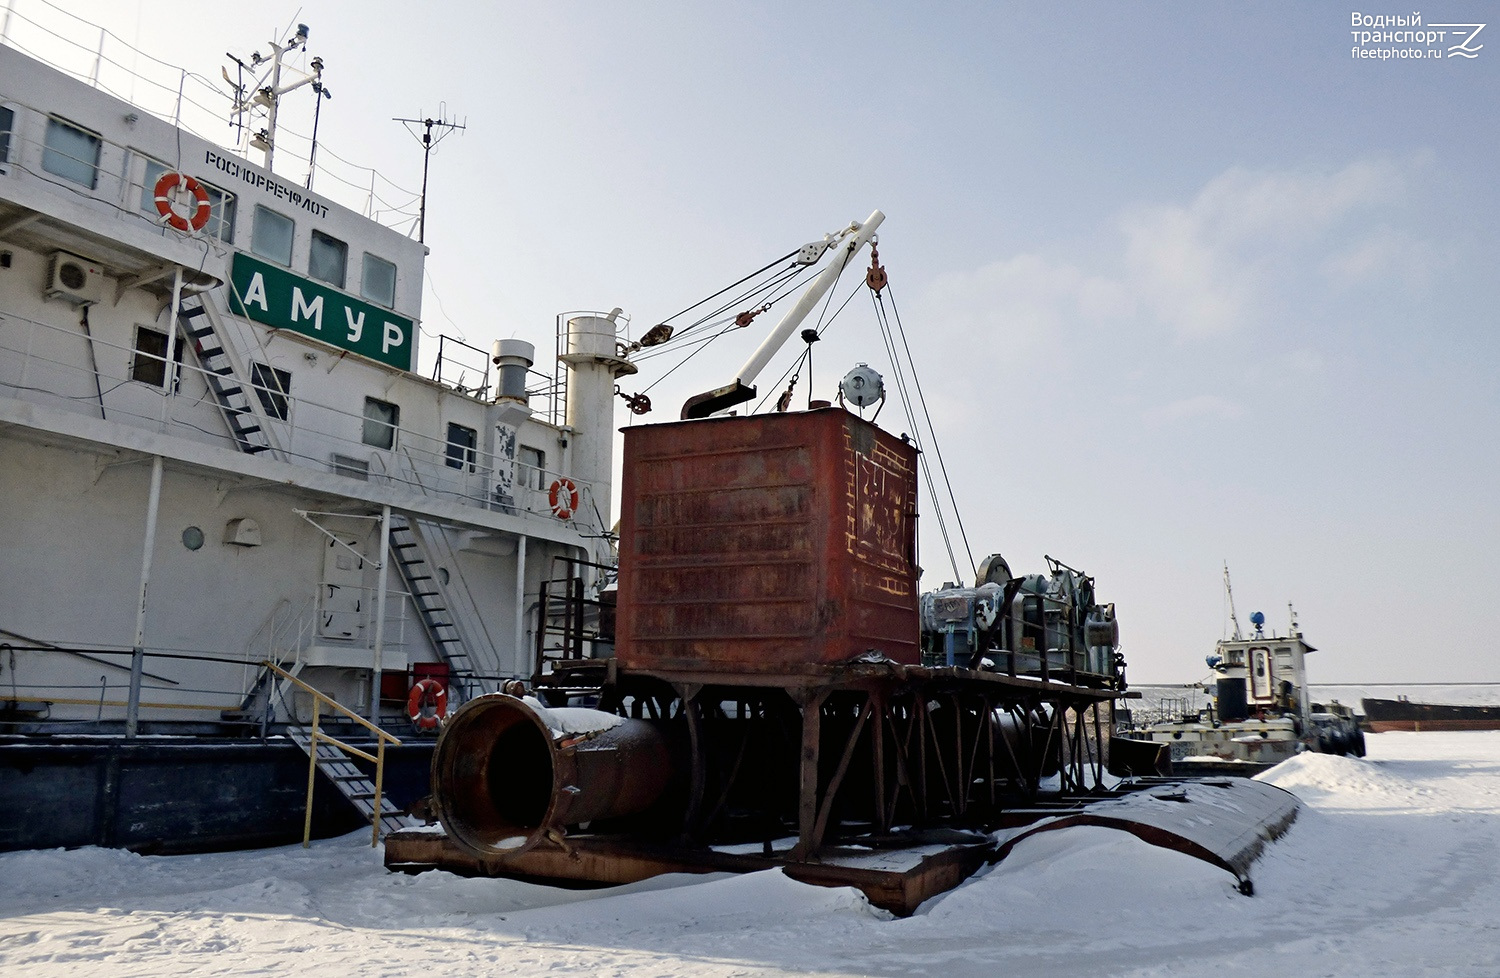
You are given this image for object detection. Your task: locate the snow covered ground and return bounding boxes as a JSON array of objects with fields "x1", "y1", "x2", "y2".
[{"x1": 4, "y1": 731, "x2": 1500, "y2": 977}]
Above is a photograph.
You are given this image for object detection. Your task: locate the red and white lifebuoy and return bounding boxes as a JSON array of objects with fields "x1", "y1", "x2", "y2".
[
  {"x1": 406, "y1": 678, "x2": 448, "y2": 731},
  {"x1": 548, "y1": 477, "x2": 579, "y2": 520},
  {"x1": 153, "y1": 171, "x2": 212, "y2": 233}
]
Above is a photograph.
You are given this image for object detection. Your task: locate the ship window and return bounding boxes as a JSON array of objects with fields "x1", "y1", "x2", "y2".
[
  {"x1": 139, "y1": 159, "x2": 237, "y2": 242},
  {"x1": 331, "y1": 454, "x2": 370, "y2": 480},
  {"x1": 42, "y1": 116, "x2": 101, "y2": 189},
  {"x1": 251, "y1": 205, "x2": 294, "y2": 265},
  {"x1": 362, "y1": 397, "x2": 399, "y2": 449},
  {"x1": 518, "y1": 445, "x2": 545, "y2": 490},
  {"x1": 361, "y1": 253, "x2": 397, "y2": 308},
  {"x1": 130, "y1": 325, "x2": 182, "y2": 388},
  {"x1": 250, "y1": 362, "x2": 291, "y2": 421},
  {"x1": 0, "y1": 106, "x2": 13, "y2": 166},
  {"x1": 309, "y1": 230, "x2": 348, "y2": 288},
  {"x1": 446, "y1": 422, "x2": 477, "y2": 471}
]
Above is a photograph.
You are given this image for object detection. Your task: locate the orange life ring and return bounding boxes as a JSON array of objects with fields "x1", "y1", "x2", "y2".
[
  {"x1": 548, "y1": 477, "x2": 579, "y2": 520},
  {"x1": 406, "y1": 678, "x2": 448, "y2": 730},
  {"x1": 153, "y1": 171, "x2": 212, "y2": 233}
]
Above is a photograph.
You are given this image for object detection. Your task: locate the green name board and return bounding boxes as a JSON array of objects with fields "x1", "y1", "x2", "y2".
[{"x1": 229, "y1": 253, "x2": 415, "y2": 371}]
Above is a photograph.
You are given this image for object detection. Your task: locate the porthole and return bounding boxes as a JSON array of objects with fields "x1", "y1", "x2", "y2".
[
  {"x1": 438, "y1": 567, "x2": 450, "y2": 586},
  {"x1": 182, "y1": 526, "x2": 205, "y2": 551}
]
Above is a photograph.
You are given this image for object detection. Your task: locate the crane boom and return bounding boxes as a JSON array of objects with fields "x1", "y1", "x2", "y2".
[{"x1": 681, "y1": 209, "x2": 885, "y2": 419}]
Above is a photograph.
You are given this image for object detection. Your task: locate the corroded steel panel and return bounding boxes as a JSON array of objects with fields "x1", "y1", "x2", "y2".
[{"x1": 617, "y1": 408, "x2": 919, "y2": 669}]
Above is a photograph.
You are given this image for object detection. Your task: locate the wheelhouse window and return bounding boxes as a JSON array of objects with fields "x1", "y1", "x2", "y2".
[
  {"x1": 130, "y1": 326, "x2": 181, "y2": 388},
  {"x1": 309, "y1": 230, "x2": 348, "y2": 288},
  {"x1": 361, "y1": 253, "x2": 397, "y2": 308},
  {"x1": 139, "y1": 158, "x2": 237, "y2": 242},
  {"x1": 250, "y1": 205, "x2": 294, "y2": 265},
  {"x1": 250, "y1": 362, "x2": 291, "y2": 421},
  {"x1": 0, "y1": 106, "x2": 14, "y2": 167},
  {"x1": 43, "y1": 116, "x2": 101, "y2": 188},
  {"x1": 362, "y1": 397, "x2": 399, "y2": 449},
  {"x1": 445, "y1": 422, "x2": 477, "y2": 471}
]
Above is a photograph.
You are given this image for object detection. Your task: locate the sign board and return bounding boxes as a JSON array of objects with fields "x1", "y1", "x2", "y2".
[{"x1": 229, "y1": 252, "x2": 414, "y2": 371}]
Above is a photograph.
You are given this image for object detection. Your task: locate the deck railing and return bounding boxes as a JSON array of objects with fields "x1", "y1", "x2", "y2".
[{"x1": 264, "y1": 661, "x2": 401, "y2": 848}]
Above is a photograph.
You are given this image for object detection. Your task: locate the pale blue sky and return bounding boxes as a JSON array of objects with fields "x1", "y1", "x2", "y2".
[{"x1": 48, "y1": 0, "x2": 1500, "y2": 682}]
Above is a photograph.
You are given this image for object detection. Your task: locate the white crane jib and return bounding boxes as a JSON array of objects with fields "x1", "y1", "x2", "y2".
[{"x1": 681, "y1": 209, "x2": 885, "y2": 419}]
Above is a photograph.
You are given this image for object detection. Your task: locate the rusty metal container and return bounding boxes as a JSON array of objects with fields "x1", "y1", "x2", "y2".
[{"x1": 616, "y1": 407, "x2": 920, "y2": 670}]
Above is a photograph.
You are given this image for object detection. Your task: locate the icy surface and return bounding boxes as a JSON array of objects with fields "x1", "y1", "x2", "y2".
[{"x1": 4, "y1": 732, "x2": 1500, "y2": 976}]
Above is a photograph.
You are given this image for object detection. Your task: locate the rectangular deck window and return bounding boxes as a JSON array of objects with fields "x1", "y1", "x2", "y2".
[
  {"x1": 362, "y1": 397, "x2": 399, "y2": 449},
  {"x1": 130, "y1": 326, "x2": 181, "y2": 388},
  {"x1": 251, "y1": 205, "x2": 294, "y2": 265},
  {"x1": 309, "y1": 230, "x2": 348, "y2": 288},
  {"x1": 0, "y1": 107, "x2": 14, "y2": 167},
  {"x1": 446, "y1": 422, "x2": 477, "y2": 471},
  {"x1": 518, "y1": 445, "x2": 545, "y2": 490},
  {"x1": 43, "y1": 116, "x2": 101, "y2": 188},
  {"x1": 250, "y1": 362, "x2": 292, "y2": 421},
  {"x1": 361, "y1": 253, "x2": 397, "y2": 308}
]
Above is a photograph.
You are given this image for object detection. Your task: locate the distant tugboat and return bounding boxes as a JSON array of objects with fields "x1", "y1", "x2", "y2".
[{"x1": 1137, "y1": 568, "x2": 1364, "y2": 775}]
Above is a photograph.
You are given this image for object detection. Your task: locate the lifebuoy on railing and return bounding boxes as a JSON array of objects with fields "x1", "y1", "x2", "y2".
[
  {"x1": 153, "y1": 171, "x2": 212, "y2": 233},
  {"x1": 548, "y1": 477, "x2": 579, "y2": 520},
  {"x1": 406, "y1": 678, "x2": 448, "y2": 731}
]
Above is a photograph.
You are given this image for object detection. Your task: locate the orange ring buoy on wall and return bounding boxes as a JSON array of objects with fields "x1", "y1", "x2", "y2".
[
  {"x1": 153, "y1": 171, "x2": 212, "y2": 233},
  {"x1": 548, "y1": 477, "x2": 579, "y2": 520},
  {"x1": 406, "y1": 677, "x2": 448, "y2": 730}
]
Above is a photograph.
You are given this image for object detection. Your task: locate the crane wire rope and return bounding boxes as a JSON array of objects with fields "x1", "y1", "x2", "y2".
[
  {"x1": 868, "y1": 291, "x2": 963, "y2": 584},
  {"x1": 879, "y1": 285, "x2": 975, "y2": 578}
]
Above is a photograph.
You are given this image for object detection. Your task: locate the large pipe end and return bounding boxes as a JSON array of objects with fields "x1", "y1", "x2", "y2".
[{"x1": 430, "y1": 694, "x2": 672, "y2": 860}]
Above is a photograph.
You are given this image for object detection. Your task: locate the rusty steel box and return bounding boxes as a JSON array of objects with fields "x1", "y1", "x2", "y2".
[{"x1": 616, "y1": 408, "x2": 920, "y2": 671}]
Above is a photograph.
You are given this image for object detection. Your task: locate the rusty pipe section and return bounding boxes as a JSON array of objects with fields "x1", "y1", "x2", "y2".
[{"x1": 431, "y1": 693, "x2": 672, "y2": 859}]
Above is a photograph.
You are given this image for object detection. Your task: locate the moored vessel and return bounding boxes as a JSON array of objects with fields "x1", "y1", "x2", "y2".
[
  {"x1": 1362, "y1": 697, "x2": 1500, "y2": 732},
  {"x1": 0, "y1": 5, "x2": 622, "y2": 852},
  {"x1": 1133, "y1": 569, "x2": 1363, "y2": 774}
]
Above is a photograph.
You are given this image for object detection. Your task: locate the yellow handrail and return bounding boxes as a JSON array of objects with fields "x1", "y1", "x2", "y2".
[{"x1": 263, "y1": 662, "x2": 403, "y2": 848}]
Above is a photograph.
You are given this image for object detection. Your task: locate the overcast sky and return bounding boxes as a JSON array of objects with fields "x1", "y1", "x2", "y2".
[{"x1": 35, "y1": 1, "x2": 1500, "y2": 683}]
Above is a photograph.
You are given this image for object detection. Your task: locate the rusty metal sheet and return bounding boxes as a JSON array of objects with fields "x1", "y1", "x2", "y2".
[
  {"x1": 993, "y1": 777, "x2": 1299, "y2": 893},
  {"x1": 617, "y1": 408, "x2": 920, "y2": 670}
]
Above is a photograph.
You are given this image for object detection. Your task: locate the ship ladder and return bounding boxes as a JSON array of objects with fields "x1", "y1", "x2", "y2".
[
  {"x1": 175, "y1": 296, "x2": 276, "y2": 456},
  {"x1": 266, "y1": 663, "x2": 417, "y2": 845},
  {"x1": 287, "y1": 724, "x2": 414, "y2": 841},
  {"x1": 387, "y1": 515, "x2": 479, "y2": 700}
]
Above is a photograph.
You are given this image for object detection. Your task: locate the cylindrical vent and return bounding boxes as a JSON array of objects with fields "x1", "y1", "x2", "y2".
[
  {"x1": 1217, "y1": 678, "x2": 1249, "y2": 722},
  {"x1": 491, "y1": 338, "x2": 535, "y2": 402},
  {"x1": 430, "y1": 694, "x2": 673, "y2": 860}
]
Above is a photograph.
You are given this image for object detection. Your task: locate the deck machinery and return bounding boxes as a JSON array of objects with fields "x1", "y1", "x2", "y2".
[{"x1": 390, "y1": 405, "x2": 1141, "y2": 912}]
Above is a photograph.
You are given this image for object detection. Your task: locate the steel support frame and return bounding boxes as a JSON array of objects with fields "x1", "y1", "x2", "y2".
[{"x1": 605, "y1": 668, "x2": 1116, "y2": 863}]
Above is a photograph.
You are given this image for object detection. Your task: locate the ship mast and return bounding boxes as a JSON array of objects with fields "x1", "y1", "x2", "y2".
[
  {"x1": 1224, "y1": 562, "x2": 1243, "y2": 641},
  {"x1": 227, "y1": 24, "x2": 322, "y2": 171}
]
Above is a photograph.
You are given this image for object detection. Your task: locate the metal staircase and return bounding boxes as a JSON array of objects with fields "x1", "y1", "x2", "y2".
[
  {"x1": 176, "y1": 294, "x2": 275, "y2": 456},
  {"x1": 287, "y1": 724, "x2": 414, "y2": 838},
  {"x1": 387, "y1": 514, "x2": 479, "y2": 699}
]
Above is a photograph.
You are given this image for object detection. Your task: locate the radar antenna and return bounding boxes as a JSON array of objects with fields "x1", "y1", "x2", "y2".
[{"x1": 395, "y1": 109, "x2": 467, "y2": 243}]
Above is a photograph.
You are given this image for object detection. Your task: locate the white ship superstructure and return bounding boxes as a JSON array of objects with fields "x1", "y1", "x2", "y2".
[{"x1": 0, "y1": 10, "x2": 625, "y2": 746}]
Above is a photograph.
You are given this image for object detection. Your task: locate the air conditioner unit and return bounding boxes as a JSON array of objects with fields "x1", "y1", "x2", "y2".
[{"x1": 46, "y1": 252, "x2": 106, "y2": 306}]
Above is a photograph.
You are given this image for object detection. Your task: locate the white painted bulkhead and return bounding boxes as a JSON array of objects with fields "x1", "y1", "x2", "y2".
[{"x1": 0, "y1": 37, "x2": 618, "y2": 728}]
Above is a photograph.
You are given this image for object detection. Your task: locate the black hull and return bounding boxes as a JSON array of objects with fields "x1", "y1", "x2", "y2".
[
  {"x1": 0, "y1": 735, "x2": 435, "y2": 853},
  {"x1": 1361, "y1": 698, "x2": 1500, "y2": 732}
]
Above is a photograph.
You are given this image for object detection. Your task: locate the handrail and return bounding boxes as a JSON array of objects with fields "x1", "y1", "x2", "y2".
[
  {"x1": 264, "y1": 661, "x2": 401, "y2": 848},
  {"x1": 264, "y1": 661, "x2": 400, "y2": 743}
]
